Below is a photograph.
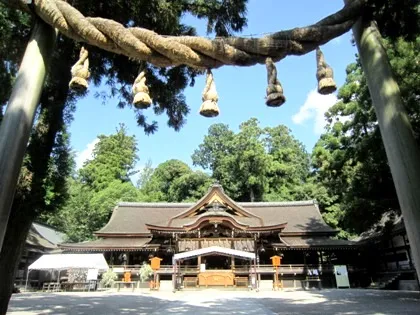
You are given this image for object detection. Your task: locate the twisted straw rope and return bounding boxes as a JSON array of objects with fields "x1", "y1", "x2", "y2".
[{"x1": 6, "y1": 0, "x2": 367, "y2": 68}]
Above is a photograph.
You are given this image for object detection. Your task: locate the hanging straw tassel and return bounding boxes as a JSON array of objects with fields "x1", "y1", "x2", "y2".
[
  {"x1": 132, "y1": 69, "x2": 152, "y2": 109},
  {"x1": 316, "y1": 47, "x2": 337, "y2": 95},
  {"x1": 265, "y1": 57, "x2": 285, "y2": 107},
  {"x1": 69, "y1": 47, "x2": 90, "y2": 92},
  {"x1": 199, "y1": 69, "x2": 219, "y2": 117}
]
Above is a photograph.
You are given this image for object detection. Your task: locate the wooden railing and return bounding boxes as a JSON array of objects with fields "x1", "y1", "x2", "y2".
[{"x1": 110, "y1": 264, "x2": 363, "y2": 274}]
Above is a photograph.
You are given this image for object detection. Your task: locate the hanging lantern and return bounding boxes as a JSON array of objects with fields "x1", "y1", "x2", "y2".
[
  {"x1": 265, "y1": 57, "x2": 285, "y2": 107},
  {"x1": 199, "y1": 69, "x2": 219, "y2": 117},
  {"x1": 316, "y1": 47, "x2": 337, "y2": 95},
  {"x1": 69, "y1": 47, "x2": 90, "y2": 92},
  {"x1": 132, "y1": 69, "x2": 152, "y2": 109}
]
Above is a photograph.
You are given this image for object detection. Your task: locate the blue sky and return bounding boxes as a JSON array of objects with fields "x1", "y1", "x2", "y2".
[{"x1": 70, "y1": 1, "x2": 358, "y2": 173}]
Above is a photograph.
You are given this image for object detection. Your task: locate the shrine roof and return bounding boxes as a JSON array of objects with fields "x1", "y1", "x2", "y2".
[
  {"x1": 94, "y1": 183, "x2": 335, "y2": 236},
  {"x1": 26, "y1": 225, "x2": 57, "y2": 250},
  {"x1": 59, "y1": 237, "x2": 154, "y2": 252},
  {"x1": 95, "y1": 200, "x2": 335, "y2": 235},
  {"x1": 279, "y1": 236, "x2": 356, "y2": 249}
]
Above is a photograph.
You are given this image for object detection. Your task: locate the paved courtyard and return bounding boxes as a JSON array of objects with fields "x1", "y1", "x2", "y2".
[{"x1": 7, "y1": 289, "x2": 420, "y2": 315}]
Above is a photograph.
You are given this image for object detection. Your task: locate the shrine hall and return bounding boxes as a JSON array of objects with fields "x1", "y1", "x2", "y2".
[{"x1": 60, "y1": 183, "x2": 360, "y2": 289}]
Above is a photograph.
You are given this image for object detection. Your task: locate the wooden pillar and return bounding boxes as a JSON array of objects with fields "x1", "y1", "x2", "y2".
[
  {"x1": 390, "y1": 237, "x2": 399, "y2": 269},
  {"x1": 403, "y1": 234, "x2": 413, "y2": 268},
  {"x1": 350, "y1": 3, "x2": 420, "y2": 282},
  {"x1": 0, "y1": 19, "x2": 56, "y2": 250},
  {"x1": 172, "y1": 259, "x2": 176, "y2": 292}
]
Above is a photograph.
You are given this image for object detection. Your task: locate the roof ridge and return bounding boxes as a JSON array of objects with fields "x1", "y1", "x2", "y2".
[
  {"x1": 238, "y1": 200, "x2": 316, "y2": 207},
  {"x1": 119, "y1": 200, "x2": 317, "y2": 208},
  {"x1": 118, "y1": 202, "x2": 193, "y2": 207}
]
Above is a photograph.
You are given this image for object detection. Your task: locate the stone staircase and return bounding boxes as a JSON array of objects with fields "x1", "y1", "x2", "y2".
[{"x1": 369, "y1": 273, "x2": 401, "y2": 290}]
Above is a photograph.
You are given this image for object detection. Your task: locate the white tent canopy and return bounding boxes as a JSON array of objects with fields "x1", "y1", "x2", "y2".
[
  {"x1": 28, "y1": 254, "x2": 109, "y2": 271},
  {"x1": 173, "y1": 246, "x2": 255, "y2": 261}
]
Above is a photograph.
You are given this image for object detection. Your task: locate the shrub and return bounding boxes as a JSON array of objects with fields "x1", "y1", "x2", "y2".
[
  {"x1": 100, "y1": 269, "x2": 118, "y2": 288},
  {"x1": 139, "y1": 262, "x2": 154, "y2": 282}
]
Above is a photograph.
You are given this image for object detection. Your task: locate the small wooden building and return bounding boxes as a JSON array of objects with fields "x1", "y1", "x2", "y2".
[{"x1": 60, "y1": 184, "x2": 359, "y2": 289}]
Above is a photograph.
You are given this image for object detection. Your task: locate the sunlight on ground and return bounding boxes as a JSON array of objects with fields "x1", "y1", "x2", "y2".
[{"x1": 7, "y1": 289, "x2": 420, "y2": 315}]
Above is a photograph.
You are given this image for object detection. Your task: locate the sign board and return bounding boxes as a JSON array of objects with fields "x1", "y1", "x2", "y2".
[
  {"x1": 124, "y1": 271, "x2": 131, "y2": 282},
  {"x1": 334, "y1": 265, "x2": 350, "y2": 288},
  {"x1": 200, "y1": 263, "x2": 206, "y2": 272},
  {"x1": 270, "y1": 255, "x2": 282, "y2": 267},
  {"x1": 87, "y1": 269, "x2": 98, "y2": 281},
  {"x1": 149, "y1": 257, "x2": 163, "y2": 270},
  {"x1": 112, "y1": 268, "x2": 124, "y2": 273}
]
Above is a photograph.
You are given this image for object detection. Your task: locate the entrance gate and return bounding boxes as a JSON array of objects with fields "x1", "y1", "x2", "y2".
[{"x1": 172, "y1": 246, "x2": 257, "y2": 290}]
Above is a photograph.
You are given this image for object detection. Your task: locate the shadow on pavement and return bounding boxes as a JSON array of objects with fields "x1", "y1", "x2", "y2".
[{"x1": 7, "y1": 289, "x2": 420, "y2": 315}]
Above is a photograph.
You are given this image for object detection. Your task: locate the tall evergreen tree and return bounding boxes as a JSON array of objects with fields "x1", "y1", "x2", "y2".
[
  {"x1": 192, "y1": 118, "x2": 312, "y2": 202},
  {"x1": 312, "y1": 36, "x2": 420, "y2": 234},
  {"x1": 140, "y1": 159, "x2": 212, "y2": 202},
  {"x1": 47, "y1": 126, "x2": 141, "y2": 242}
]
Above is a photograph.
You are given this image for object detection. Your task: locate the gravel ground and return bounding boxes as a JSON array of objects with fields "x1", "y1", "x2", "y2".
[{"x1": 7, "y1": 288, "x2": 420, "y2": 315}]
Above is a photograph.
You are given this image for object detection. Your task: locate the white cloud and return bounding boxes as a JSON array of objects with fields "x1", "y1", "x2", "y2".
[
  {"x1": 292, "y1": 89, "x2": 338, "y2": 134},
  {"x1": 75, "y1": 138, "x2": 99, "y2": 170},
  {"x1": 332, "y1": 37, "x2": 342, "y2": 45}
]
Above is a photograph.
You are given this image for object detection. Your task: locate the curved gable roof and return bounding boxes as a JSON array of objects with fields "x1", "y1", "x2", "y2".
[{"x1": 170, "y1": 184, "x2": 262, "y2": 223}]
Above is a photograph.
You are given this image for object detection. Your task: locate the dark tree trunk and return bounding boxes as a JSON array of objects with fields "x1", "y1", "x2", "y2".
[
  {"x1": 0, "y1": 204, "x2": 34, "y2": 314},
  {"x1": 250, "y1": 188, "x2": 255, "y2": 202}
]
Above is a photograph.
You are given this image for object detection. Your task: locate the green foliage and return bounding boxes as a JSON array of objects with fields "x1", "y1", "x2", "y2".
[
  {"x1": 0, "y1": 3, "x2": 31, "y2": 120},
  {"x1": 45, "y1": 179, "x2": 93, "y2": 242},
  {"x1": 136, "y1": 159, "x2": 154, "y2": 188},
  {"x1": 73, "y1": 0, "x2": 247, "y2": 133},
  {"x1": 139, "y1": 262, "x2": 154, "y2": 282},
  {"x1": 367, "y1": 0, "x2": 419, "y2": 40},
  {"x1": 192, "y1": 118, "x2": 312, "y2": 202},
  {"x1": 79, "y1": 124, "x2": 139, "y2": 191},
  {"x1": 47, "y1": 127, "x2": 141, "y2": 242},
  {"x1": 55, "y1": 180, "x2": 141, "y2": 242},
  {"x1": 312, "y1": 36, "x2": 420, "y2": 234},
  {"x1": 186, "y1": 0, "x2": 248, "y2": 36},
  {"x1": 169, "y1": 171, "x2": 213, "y2": 202},
  {"x1": 100, "y1": 269, "x2": 118, "y2": 288},
  {"x1": 140, "y1": 159, "x2": 212, "y2": 202},
  {"x1": 263, "y1": 124, "x2": 311, "y2": 201}
]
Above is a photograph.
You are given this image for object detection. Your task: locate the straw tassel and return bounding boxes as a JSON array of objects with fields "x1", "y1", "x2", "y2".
[
  {"x1": 132, "y1": 69, "x2": 152, "y2": 109},
  {"x1": 265, "y1": 57, "x2": 285, "y2": 107},
  {"x1": 316, "y1": 47, "x2": 337, "y2": 95},
  {"x1": 69, "y1": 47, "x2": 90, "y2": 92},
  {"x1": 199, "y1": 69, "x2": 219, "y2": 117}
]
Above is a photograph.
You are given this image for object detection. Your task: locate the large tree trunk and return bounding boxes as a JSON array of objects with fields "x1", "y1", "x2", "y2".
[
  {"x1": 0, "y1": 204, "x2": 34, "y2": 314},
  {"x1": 0, "y1": 46, "x2": 72, "y2": 312},
  {"x1": 0, "y1": 19, "x2": 56, "y2": 249},
  {"x1": 351, "y1": 17, "x2": 420, "y2": 281}
]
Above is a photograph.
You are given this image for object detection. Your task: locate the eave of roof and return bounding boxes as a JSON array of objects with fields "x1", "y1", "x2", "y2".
[
  {"x1": 59, "y1": 237, "x2": 156, "y2": 252},
  {"x1": 277, "y1": 236, "x2": 357, "y2": 249}
]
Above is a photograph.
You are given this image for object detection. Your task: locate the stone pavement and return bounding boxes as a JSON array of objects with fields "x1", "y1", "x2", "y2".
[{"x1": 7, "y1": 289, "x2": 420, "y2": 315}]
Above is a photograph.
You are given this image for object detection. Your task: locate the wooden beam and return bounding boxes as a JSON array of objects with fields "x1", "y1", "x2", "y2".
[
  {"x1": 351, "y1": 16, "x2": 420, "y2": 281},
  {"x1": 0, "y1": 19, "x2": 56, "y2": 251}
]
